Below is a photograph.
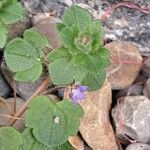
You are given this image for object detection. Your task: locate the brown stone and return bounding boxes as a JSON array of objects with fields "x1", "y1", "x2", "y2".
[
  {"x1": 69, "y1": 135, "x2": 84, "y2": 150},
  {"x1": 79, "y1": 81, "x2": 118, "y2": 150},
  {"x1": 105, "y1": 41, "x2": 143, "y2": 90}
]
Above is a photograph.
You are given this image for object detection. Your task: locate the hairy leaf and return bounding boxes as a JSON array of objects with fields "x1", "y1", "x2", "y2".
[
  {"x1": 4, "y1": 38, "x2": 40, "y2": 72},
  {"x1": 0, "y1": 1, "x2": 24, "y2": 24},
  {"x1": 15, "y1": 62, "x2": 42, "y2": 82},
  {"x1": 4, "y1": 29, "x2": 50, "y2": 82},
  {"x1": 48, "y1": 57, "x2": 85, "y2": 85},
  {"x1": 82, "y1": 71, "x2": 106, "y2": 91},
  {"x1": 22, "y1": 128, "x2": 52, "y2": 150},
  {"x1": 0, "y1": 127, "x2": 23, "y2": 150},
  {"x1": 48, "y1": 47, "x2": 70, "y2": 61},
  {"x1": 22, "y1": 128, "x2": 74, "y2": 150},
  {"x1": 24, "y1": 29, "x2": 50, "y2": 52},
  {"x1": 59, "y1": 26, "x2": 78, "y2": 55},
  {"x1": 0, "y1": 21, "x2": 7, "y2": 48},
  {"x1": 62, "y1": 5, "x2": 92, "y2": 32},
  {"x1": 25, "y1": 96, "x2": 84, "y2": 147}
]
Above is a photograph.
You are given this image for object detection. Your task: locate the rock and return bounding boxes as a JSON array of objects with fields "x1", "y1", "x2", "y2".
[
  {"x1": 22, "y1": 0, "x2": 66, "y2": 17},
  {"x1": 1, "y1": 61, "x2": 50, "y2": 100},
  {"x1": 8, "y1": 13, "x2": 31, "y2": 41},
  {"x1": 68, "y1": 135, "x2": 84, "y2": 150},
  {"x1": 112, "y1": 96, "x2": 150, "y2": 143},
  {"x1": 0, "y1": 71, "x2": 11, "y2": 98},
  {"x1": 143, "y1": 78, "x2": 150, "y2": 99},
  {"x1": 32, "y1": 16, "x2": 60, "y2": 49},
  {"x1": 141, "y1": 57, "x2": 150, "y2": 78},
  {"x1": 126, "y1": 143, "x2": 150, "y2": 150},
  {"x1": 84, "y1": 145, "x2": 92, "y2": 150},
  {"x1": 102, "y1": 1, "x2": 150, "y2": 53},
  {"x1": 79, "y1": 81, "x2": 118, "y2": 150},
  {"x1": 105, "y1": 41, "x2": 143, "y2": 90},
  {"x1": 116, "y1": 82, "x2": 144, "y2": 99},
  {"x1": 58, "y1": 88, "x2": 65, "y2": 99},
  {"x1": 0, "y1": 97, "x2": 25, "y2": 131}
]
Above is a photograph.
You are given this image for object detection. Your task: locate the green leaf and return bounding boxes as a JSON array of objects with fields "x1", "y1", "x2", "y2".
[
  {"x1": 62, "y1": 5, "x2": 92, "y2": 32},
  {"x1": 48, "y1": 57, "x2": 86, "y2": 85},
  {"x1": 48, "y1": 47, "x2": 70, "y2": 62},
  {"x1": 24, "y1": 29, "x2": 50, "y2": 52},
  {"x1": 48, "y1": 58, "x2": 77, "y2": 85},
  {"x1": 59, "y1": 26, "x2": 78, "y2": 54},
  {"x1": 82, "y1": 71, "x2": 106, "y2": 91},
  {"x1": 73, "y1": 53, "x2": 101, "y2": 73},
  {"x1": 15, "y1": 62, "x2": 42, "y2": 82},
  {"x1": 0, "y1": 127, "x2": 23, "y2": 150},
  {"x1": 0, "y1": 1, "x2": 24, "y2": 24},
  {"x1": 4, "y1": 38, "x2": 40, "y2": 72},
  {"x1": 0, "y1": 21, "x2": 7, "y2": 48},
  {"x1": 25, "y1": 96, "x2": 84, "y2": 147},
  {"x1": 54, "y1": 142, "x2": 74, "y2": 150},
  {"x1": 22, "y1": 128, "x2": 74, "y2": 150},
  {"x1": 56, "y1": 23, "x2": 66, "y2": 33},
  {"x1": 22, "y1": 128, "x2": 52, "y2": 150},
  {"x1": 95, "y1": 47, "x2": 110, "y2": 68}
]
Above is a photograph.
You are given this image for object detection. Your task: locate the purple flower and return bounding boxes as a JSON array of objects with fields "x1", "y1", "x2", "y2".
[{"x1": 69, "y1": 85, "x2": 88, "y2": 104}]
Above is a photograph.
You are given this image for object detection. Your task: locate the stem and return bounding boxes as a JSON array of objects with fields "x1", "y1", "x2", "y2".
[
  {"x1": 7, "y1": 77, "x2": 50, "y2": 126},
  {"x1": 42, "y1": 86, "x2": 67, "y2": 95},
  {"x1": 0, "y1": 114, "x2": 23, "y2": 120},
  {"x1": 0, "y1": 97, "x2": 14, "y2": 114},
  {"x1": 13, "y1": 80, "x2": 17, "y2": 114}
]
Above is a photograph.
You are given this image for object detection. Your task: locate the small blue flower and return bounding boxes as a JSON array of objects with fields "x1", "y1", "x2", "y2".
[{"x1": 69, "y1": 85, "x2": 88, "y2": 104}]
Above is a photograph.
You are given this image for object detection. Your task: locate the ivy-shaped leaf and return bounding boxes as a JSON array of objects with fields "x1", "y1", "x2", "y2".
[
  {"x1": 0, "y1": 127, "x2": 23, "y2": 150},
  {"x1": 4, "y1": 30, "x2": 49, "y2": 82},
  {"x1": 25, "y1": 96, "x2": 84, "y2": 147},
  {"x1": 22, "y1": 128, "x2": 74, "y2": 150}
]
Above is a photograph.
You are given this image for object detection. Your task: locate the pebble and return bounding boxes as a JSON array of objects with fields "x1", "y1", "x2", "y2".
[
  {"x1": 0, "y1": 71, "x2": 11, "y2": 98},
  {"x1": 126, "y1": 143, "x2": 150, "y2": 150},
  {"x1": 1, "y1": 61, "x2": 50, "y2": 100},
  {"x1": 112, "y1": 96, "x2": 150, "y2": 143},
  {"x1": 105, "y1": 41, "x2": 143, "y2": 90}
]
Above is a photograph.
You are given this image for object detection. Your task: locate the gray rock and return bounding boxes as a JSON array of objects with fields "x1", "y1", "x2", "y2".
[
  {"x1": 101, "y1": 1, "x2": 150, "y2": 53},
  {"x1": 22, "y1": 0, "x2": 66, "y2": 17},
  {"x1": 141, "y1": 57, "x2": 150, "y2": 78},
  {"x1": 1, "y1": 61, "x2": 50, "y2": 100},
  {"x1": 58, "y1": 88, "x2": 65, "y2": 99},
  {"x1": 143, "y1": 78, "x2": 150, "y2": 99},
  {"x1": 126, "y1": 143, "x2": 150, "y2": 150},
  {"x1": 0, "y1": 71, "x2": 11, "y2": 98},
  {"x1": 112, "y1": 96, "x2": 150, "y2": 143}
]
